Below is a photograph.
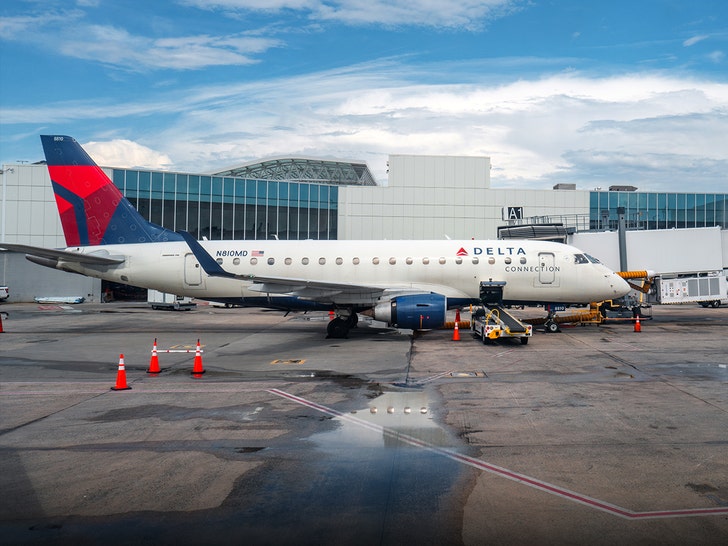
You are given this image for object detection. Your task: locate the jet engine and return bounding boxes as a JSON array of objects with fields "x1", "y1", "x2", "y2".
[{"x1": 373, "y1": 293, "x2": 447, "y2": 330}]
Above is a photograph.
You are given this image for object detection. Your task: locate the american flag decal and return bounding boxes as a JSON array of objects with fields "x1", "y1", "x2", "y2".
[{"x1": 252, "y1": 250, "x2": 264, "y2": 257}]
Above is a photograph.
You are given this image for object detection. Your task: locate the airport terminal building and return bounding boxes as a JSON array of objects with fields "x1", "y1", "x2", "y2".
[{"x1": 1, "y1": 153, "x2": 727, "y2": 302}]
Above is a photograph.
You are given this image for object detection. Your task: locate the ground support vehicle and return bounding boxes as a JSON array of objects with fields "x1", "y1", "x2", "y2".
[
  {"x1": 471, "y1": 305, "x2": 532, "y2": 345},
  {"x1": 148, "y1": 290, "x2": 196, "y2": 311},
  {"x1": 657, "y1": 272, "x2": 727, "y2": 307}
]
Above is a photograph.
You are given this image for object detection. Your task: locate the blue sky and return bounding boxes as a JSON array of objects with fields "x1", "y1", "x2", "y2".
[{"x1": 1, "y1": 0, "x2": 727, "y2": 191}]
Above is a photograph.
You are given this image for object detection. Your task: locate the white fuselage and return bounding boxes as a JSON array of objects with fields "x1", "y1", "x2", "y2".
[{"x1": 58, "y1": 239, "x2": 630, "y2": 307}]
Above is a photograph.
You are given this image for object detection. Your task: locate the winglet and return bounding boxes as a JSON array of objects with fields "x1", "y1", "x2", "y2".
[{"x1": 177, "y1": 231, "x2": 237, "y2": 279}]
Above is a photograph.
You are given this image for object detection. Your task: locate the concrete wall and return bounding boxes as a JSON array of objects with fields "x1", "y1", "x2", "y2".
[
  {"x1": 1, "y1": 164, "x2": 65, "y2": 247},
  {"x1": 338, "y1": 154, "x2": 590, "y2": 240}
]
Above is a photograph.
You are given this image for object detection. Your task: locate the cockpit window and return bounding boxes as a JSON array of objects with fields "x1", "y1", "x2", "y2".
[
  {"x1": 585, "y1": 254, "x2": 601, "y2": 264},
  {"x1": 574, "y1": 254, "x2": 589, "y2": 264}
]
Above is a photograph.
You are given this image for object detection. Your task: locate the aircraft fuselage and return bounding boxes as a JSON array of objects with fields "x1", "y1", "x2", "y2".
[{"x1": 56, "y1": 238, "x2": 628, "y2": 308}]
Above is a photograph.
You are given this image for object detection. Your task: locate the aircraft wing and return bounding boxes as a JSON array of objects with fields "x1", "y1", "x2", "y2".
[
  {"x1": 178, "y1": 231, "x2": 431, "y2": 302},
  {"x1": 0, "y1": 243, "x2": 125, "y2": 265}
]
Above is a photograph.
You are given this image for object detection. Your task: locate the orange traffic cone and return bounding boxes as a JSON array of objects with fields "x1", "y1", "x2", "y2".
[
  {"x1": 111, "y1": 354, "x2": 131, "y2": 391},
  {"x1": 147, "y1": 338, "x2": 161, "y2": 374},
  {"x1": 452, "y1": 309, "x2": 461, "y2": 341},
  {"x1": 634, "y1": 315, "x2": 641, "y2": 333},
  {"x1": 191, "y1": 339, "x2": 205, "y2": 376}
]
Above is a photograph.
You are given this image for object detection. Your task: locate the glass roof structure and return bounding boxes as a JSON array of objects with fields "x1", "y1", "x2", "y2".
[{"x1": 210, "y1": 157, "x2": 377, "y2": 186}]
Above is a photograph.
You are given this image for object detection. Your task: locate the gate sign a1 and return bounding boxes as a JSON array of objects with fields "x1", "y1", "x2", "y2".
[{"x1": 502, "y1": 206, "x2": 524, "y2": 221}]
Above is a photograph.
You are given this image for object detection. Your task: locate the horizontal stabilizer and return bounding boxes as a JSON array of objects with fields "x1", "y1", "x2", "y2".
[{"x1": 0, "y1": 243, "x2": 125, "y2": 265}]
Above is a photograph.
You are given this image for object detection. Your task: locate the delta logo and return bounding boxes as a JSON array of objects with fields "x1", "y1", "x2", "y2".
[{"x1": 461, "y1": 246, "x2": 527, "y2": 256}]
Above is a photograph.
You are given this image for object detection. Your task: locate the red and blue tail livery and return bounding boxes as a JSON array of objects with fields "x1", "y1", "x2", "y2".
[{"x1": 40, "y1": 135, "x2": 181, "y2": 246}]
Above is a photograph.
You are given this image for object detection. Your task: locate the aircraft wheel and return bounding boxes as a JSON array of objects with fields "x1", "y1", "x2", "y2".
[
  {"x1": 711, "y1": 300, "x2": 721, "y2": 308},
  {"x1": 326, "y1": 317, "x2": 349, "y2": 339},
  {"x1": 545, "y1": 320, "x2": 560, "y2": 333}
]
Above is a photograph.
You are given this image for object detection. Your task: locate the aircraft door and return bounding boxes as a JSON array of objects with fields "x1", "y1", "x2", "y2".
[
  {"x1": 184, "y1": 253, "x2": 203, "y2": 286},
  {"x1": 538, "y1": 252, "x2": 556, "y2": 285}
]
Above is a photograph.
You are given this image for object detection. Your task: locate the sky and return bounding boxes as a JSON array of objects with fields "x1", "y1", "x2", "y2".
[{"x1": 1, "y1": 0, "x2": 727, "y2": 192}]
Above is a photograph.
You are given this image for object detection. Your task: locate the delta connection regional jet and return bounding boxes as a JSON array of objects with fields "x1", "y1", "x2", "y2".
[{"x1": 0, "y1": 135, "x2": 630, "y2": 338}]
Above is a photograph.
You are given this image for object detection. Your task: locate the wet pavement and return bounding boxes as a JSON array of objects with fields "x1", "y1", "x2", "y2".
[{"x1": 0, "y1": 302, "x2": 727, "y2": 544}]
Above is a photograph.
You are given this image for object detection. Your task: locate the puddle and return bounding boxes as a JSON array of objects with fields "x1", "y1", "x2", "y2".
[
  {"x1": 322, "y1": 391, "x2": 454, "y2": 448},
  {"x1": 289, "y1": 389, "x2": 464, "y2": 539}
]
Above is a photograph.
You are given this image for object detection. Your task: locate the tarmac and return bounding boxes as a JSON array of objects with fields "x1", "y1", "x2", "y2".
[{"x1": 0, "y1": 301, "x2": 726, "y2": 545}]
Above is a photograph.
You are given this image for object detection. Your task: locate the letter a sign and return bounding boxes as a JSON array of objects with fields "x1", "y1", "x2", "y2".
[{"x1": 502, "y1": 206, "x2": 524, "y2": 221}]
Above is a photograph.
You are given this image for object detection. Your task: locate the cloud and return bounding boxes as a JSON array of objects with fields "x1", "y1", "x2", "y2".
[
  {"x1": 56, "y1": 26, "x2": 282, "y2": 71},
  {"x1": 683, "y1": 35, "x2": 708, "y2": 47},
  {"x1": 3, "y1": 59, "x2": 727, "y2": 192},
  {"x1": 181, "y1": 0, "x2": 520, "y2": 29},
  {"x1": 707, "y1": 50, "x2": 725, "y2": 63},
  {"x1": 83, "y1": 139, "x2": 172, "y2": 169},
  {"x1": 133, "y1": 66, "x2": 726, "y2": 192},
  {"x1": 0, "y1": 10, "x2": 282, "y2": 71},
  {"x1": 0, "y1": 11, "x2": 83, "y2": 40}
]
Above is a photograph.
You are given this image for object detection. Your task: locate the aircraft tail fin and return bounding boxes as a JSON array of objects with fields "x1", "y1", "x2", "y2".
[{"x1": 40, "y1": 135, "x2": 182, "y2": 247}]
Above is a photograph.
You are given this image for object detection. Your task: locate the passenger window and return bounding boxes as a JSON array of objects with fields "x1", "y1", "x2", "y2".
[
  {"x1": 472, "y1": 257, "x2": 479, "y2": 265},
  {"x1": 319, "y1": 257, "x2": 326, "y2": 265},
  {"x1": 336, "y1": 257, "x2": 343, "y2": 265},
  {"x1": 389, "y1": 257, "x2": 396, "y2": 265},
  {"x1": 488, "y1": 257, "x2": 495, "y2": 265},
  {"x1": 406, "y1": 257, "x2": 413, "y2": 265},
  {"x1": 267, "y1": 258, "x2": 275, "y2": 265},
  {"x1": 216, "y1": 258, "x2": 223, "y2": 265},
  {"x1": 422, "y1": 257, "x2": 430, "y2": 265},
  {"x1": 302, "y1": 257, "x2": 309, "y2": 265},
  {"x1": 455, "y1": 257, "x2": 462, "y2": 265},
  {"x1": 438, "y1": 257, "x2": 446, "y2": 265},
  {"x1": 520, "y1": 257, "x2": 527, "y2": 264},
  {"x1": 284, "y1": 257, "x2": 292, "y2": 265},
  {"x1": 372, "y1": 257, "x2": 380, "y2": 265},
  {"x1": 250, "y1": 257, "x2": 258, "y2": 265},
  {"x1": 505, "y1": 257, "x2": 512, "y2": 264},
  {"x1": 353, "y1": 257, "x2": 360, "y2": 265},
  {"x1": 233, "y1": 258, "x2": 240, "y2": 266}
]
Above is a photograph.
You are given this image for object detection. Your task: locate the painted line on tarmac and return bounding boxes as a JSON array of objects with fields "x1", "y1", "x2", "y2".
[{"x1": 268, "y1": 388, "x2": 728, "y2": 521}]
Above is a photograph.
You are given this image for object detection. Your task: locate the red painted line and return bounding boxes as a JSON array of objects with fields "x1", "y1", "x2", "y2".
[{"x1": 268, "y1": 388, "x2": 728, "y2": 521}]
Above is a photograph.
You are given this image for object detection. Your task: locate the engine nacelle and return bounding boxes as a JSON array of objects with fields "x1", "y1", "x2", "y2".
[{"x1": 373, "y1": 294, "x2": 447, "y2": 330}]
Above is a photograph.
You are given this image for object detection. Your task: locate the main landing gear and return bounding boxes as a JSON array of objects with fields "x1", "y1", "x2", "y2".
[{"x1": 326, "y1": 311, "x2": 358, "y2": 339}]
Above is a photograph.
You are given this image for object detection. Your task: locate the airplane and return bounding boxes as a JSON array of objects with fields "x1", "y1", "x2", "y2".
[{"x1": 0, "y1": 135, "x2": 631, "y2": 338}]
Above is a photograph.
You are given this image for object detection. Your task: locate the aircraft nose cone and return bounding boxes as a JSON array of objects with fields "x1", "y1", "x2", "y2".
[{"x1": 612, "y1": 273, "x2": 631, "y2": 298}]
